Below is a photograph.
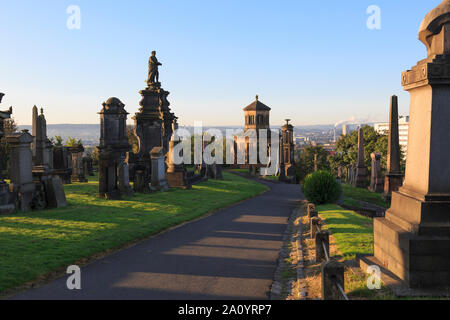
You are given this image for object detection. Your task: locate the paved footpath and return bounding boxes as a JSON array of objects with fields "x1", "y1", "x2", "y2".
[{"x1": 12, "y1": 179, "x2": 302, "y2": 300}]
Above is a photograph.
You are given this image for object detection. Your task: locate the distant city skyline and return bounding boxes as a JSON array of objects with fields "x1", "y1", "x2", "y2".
[{"x1": 1, "y1": 1, "x2": 441, "y2": 127}]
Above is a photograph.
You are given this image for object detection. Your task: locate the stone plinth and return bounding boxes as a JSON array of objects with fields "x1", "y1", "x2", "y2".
[
  {"x1": 372, "y1": 1, "x2": 450, "y2": 290},
  {"x1": 132, "y1": 85, "x2": 175, "y2": 187}
]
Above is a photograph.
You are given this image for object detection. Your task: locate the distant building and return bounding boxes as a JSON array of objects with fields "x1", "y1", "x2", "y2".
[{"x1": 374, "y1": 116, "x2": 409, "y2": 153}]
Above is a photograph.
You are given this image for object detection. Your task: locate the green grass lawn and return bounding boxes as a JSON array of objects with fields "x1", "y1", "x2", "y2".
[
  {"x1": 342, "y1": 184, "x2": 390, "y2": 209},
  {"x1": 0, "y1": 172, "x2": 267, "y2": 294},
  {"x1": 316, "y1": 204, "x2": 373, "y2": 260}
]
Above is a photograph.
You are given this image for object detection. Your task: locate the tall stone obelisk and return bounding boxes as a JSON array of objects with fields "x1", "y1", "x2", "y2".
[
  {"x1": 383, "y1": 95, "x2": 403, "y2": 201},
  {"x1": 371, "y1": 0, "x2": 450, "y2": 289},
  {"x1": 353, "y1": 127, "x2": 367, "y2": 188}
]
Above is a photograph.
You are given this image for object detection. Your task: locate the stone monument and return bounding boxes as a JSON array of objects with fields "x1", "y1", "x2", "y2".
[
  {"x1": 6, "y1": 130, "x2": 35, "y2": 211},
  {"x1": 383, "y1": 95, "x2": 404, "y2": 201},
  {"x1": 53, "y1": 146, "x2": 72, "y2": 184},
  {"x1": 369, "y1": 1, "x2": 450, "y2": 289},
  {"x1": 0, "y1": 94, "x2": 14, "y2": 213},
  {"x1": 69, "y1": 144, "x2": 88, "y2": 183},
  {"x1": 279, "y1": 119, "x2": 296, "y2": 183},
  {"x1": 131, "y1": 51, "x2": 175, "y2": 188},
  {"x1": 166, "y1": 120, "x2": 191, "y2": 189},
  {"x1": 98, "y1": 97, "x2": 132, "y2": 200},
  {"x1": 353, "y1": 127, "x2": 367, "y2": 188},
  {"x1": 369, "y1": 152, "x2": 383, "y2": 193},
  {"x1": 150, "y1": 146, "x2": 169, "y2": 192}
]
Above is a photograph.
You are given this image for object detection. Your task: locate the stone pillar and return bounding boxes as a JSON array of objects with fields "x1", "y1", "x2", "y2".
[
  {"x1": 69, "y1": 145, "x2": 88, "y2": 183},
  {"x1": 383, "y1": 95, "x2": 404, "y2": 201},
  {"x1": 353, "y1": 127, "x2": 367, "y2": 188},
  {"x1": 150, "y1": 147, "x2": 169, "y2": 192},
  {"x1": 6, "y1": 130, "x2": 35, "y2": 212},
  {"x1": 118, "y1": 153, "x2": 134, "y2": 197},
  {"x1": 369, "y1": 152, "x2": 383, "y2": 193},
  {"x1": 0, "y1": 99, "x2": 14, "y2": 213},
  {"x1": 372, "y1": 1, "x2": 450, "y2": 289}
]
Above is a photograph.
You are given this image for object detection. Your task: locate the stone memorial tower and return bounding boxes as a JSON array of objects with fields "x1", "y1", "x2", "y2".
[
  {"x1": 370, "y1": 1, "x2": 450, "y2": 289},
  {"x1": 132, "y1": 51, "x2": 175, "y2": 187},
  {"x1": 279, "y1": 119, "x2": 296, "y2": 182},
  {"x1": 98, "y1": 97, "x2": 131, "y2": 200}
]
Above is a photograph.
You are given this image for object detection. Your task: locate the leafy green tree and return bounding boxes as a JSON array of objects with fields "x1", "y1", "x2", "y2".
[
  {"x1": 65, "y1": 137, "x2": 82, "y2": 147},
  {"x1": 330, "y1": 125, "x2": 397, "y2": 176},
  {"x1": 126, "y1": 125, "x2": 139, "y2": 154},
  {"x1": 296, "y1": 145, "x2": 330, "y2": 182},
  {"x1": 1, "y1": 118, "x2": 18, "y2": 175}
]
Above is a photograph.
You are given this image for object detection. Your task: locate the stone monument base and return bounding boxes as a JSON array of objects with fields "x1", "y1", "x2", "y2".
[
  {"x1": 383, "y1": 173, "x2": 403, "y2": 201},
  {"x1": 372, "y1": 189, "x2": 450, "y2": 289},
  {"x1": 358, "y1": 255, "x2": 450, "y2": 297},
  {"x1": 353, "y1": 166, "x2": 367, "y2": 188},
  {"x1": 167, "y1": 171, "x2": 192, "y2": 189}
]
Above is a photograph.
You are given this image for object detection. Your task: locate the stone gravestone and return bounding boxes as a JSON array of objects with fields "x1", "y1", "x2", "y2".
[
  {"x1": 6, "y1": 130, "x2": 35, "y2": 212},
  {"x1": 150, "y1": 146, "x2": 169, "y2": 192},
  {"x1": 166, "y1": 120, "x2": 192, "y2": 189},
  {"x1": 118, "y1": 153, "x2": 134, "y2": 197},
  {"x1": 353, "y1": 127, "x2": 367, "y2": 188},
  {"x1": 369, "y1": 152, "x2": 384, "y2": 193},
  {"x1": 383, "y1": 95, "x2": 404, "y2": 201},
  {"x1": 98, "y1": 98, "x2": 132, "y2": 200},
  {"x1": 53, "y1": 146, "x2": 72, "y2": 184},
  {"x1": 69, "y1": 145, "x2": 88, "y2": 183},
  {"x1": 31, "y1": 106, "x2": 66, "y2": 208},
  {"x1": 369, "y1": 1, "x2": 450, "y2": 289}
]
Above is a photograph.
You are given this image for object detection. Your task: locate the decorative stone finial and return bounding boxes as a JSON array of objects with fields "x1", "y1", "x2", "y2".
[
  {"x1": 419, "y1": 0, "x2": 450, "y2": 56},
  {"x1": 0, "y1": 93, "x2": 4, "y2": 104},
  {"x1": 285, "y1": 119, "x2": 291, "y2": 125},
  {"x1": 40, "y1": 108, "x2": 44, "y2": 115},
  {"x1": 256, "y1": 95, "x2": 259, "y2": 101}
]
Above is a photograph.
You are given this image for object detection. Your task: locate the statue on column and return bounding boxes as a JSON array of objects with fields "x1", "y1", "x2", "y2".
[{"x1": 147, "y1": 51, "x2": 162, "y2": 87}]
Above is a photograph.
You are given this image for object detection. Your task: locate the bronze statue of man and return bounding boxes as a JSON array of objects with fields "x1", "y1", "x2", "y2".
[{"x1": 147, "y1": 51, "x2": 162, "y2": 85}]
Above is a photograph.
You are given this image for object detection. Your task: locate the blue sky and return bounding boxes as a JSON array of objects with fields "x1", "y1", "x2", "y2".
[{"x1": 0, "y1": 0, "x2": 441, "y2": 126}]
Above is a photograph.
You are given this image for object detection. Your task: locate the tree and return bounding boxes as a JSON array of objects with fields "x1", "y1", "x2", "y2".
[
  {"x1": 330, "y1": 125, "x2": 394, "y2": 176},
  {"x1": 126, "y1": 125, "x2": 139, "y2": 154},
  {"x1": 66, "y1": 137, "x2": 82, "y2": 147},
  {"x1": 1, "y1": 118, "x2": 18, "y2": 173},
  {"x1": 296, "y1": 145, "x2": 330, "y2": 182}
]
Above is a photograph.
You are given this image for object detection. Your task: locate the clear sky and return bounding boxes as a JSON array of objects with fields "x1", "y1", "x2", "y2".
[{"x1": 0, "y1": 0, "x2": 441, "y2": 126}]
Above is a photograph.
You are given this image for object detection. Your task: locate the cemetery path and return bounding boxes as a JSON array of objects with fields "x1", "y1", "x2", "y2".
[{"x1": 11, "y1": 179, "x2": 303, "y2": 300}]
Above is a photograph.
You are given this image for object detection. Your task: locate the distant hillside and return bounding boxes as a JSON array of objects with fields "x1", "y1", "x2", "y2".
[{"x1": 17, "y1": 123, "x2": 345, "y2": 147}]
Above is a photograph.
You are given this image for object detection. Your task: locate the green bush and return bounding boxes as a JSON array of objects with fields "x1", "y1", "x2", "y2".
[{"x1": 302, "y1": 170, "x2": 342, "y2": 205}]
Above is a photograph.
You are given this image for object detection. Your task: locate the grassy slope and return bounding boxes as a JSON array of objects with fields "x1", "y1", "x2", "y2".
[
  {"x1": 342, "y1": 184, "x2": 390, "y2": 209},
  {"x1": 316, "y1": 204, "x2": 373, "y2": 260},
  {"x1": 0, "y1": 172, "x2": 267, "y2": 294}
]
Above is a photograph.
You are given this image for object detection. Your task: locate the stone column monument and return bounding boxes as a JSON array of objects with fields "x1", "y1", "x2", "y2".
[
  {"x1": 353, "y1": 127, "x2": 367, "y2": 188},
  {"x1": 69, "y1": 145, "x2": 88, "y2": 183},
  {"x1": 383, "y1": 95, "x2": 404, "y2": 201},
  {"x1": 370, "y1": 0, "x2": 450, "y2": 289},
  {"x1": 0, "y1": 94, "x2": 14, "y2": 213}
]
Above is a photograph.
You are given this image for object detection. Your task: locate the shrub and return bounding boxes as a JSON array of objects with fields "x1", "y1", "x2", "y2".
[{"x1": 302, "y1": 170, "x2": 342, "y2": 205}]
